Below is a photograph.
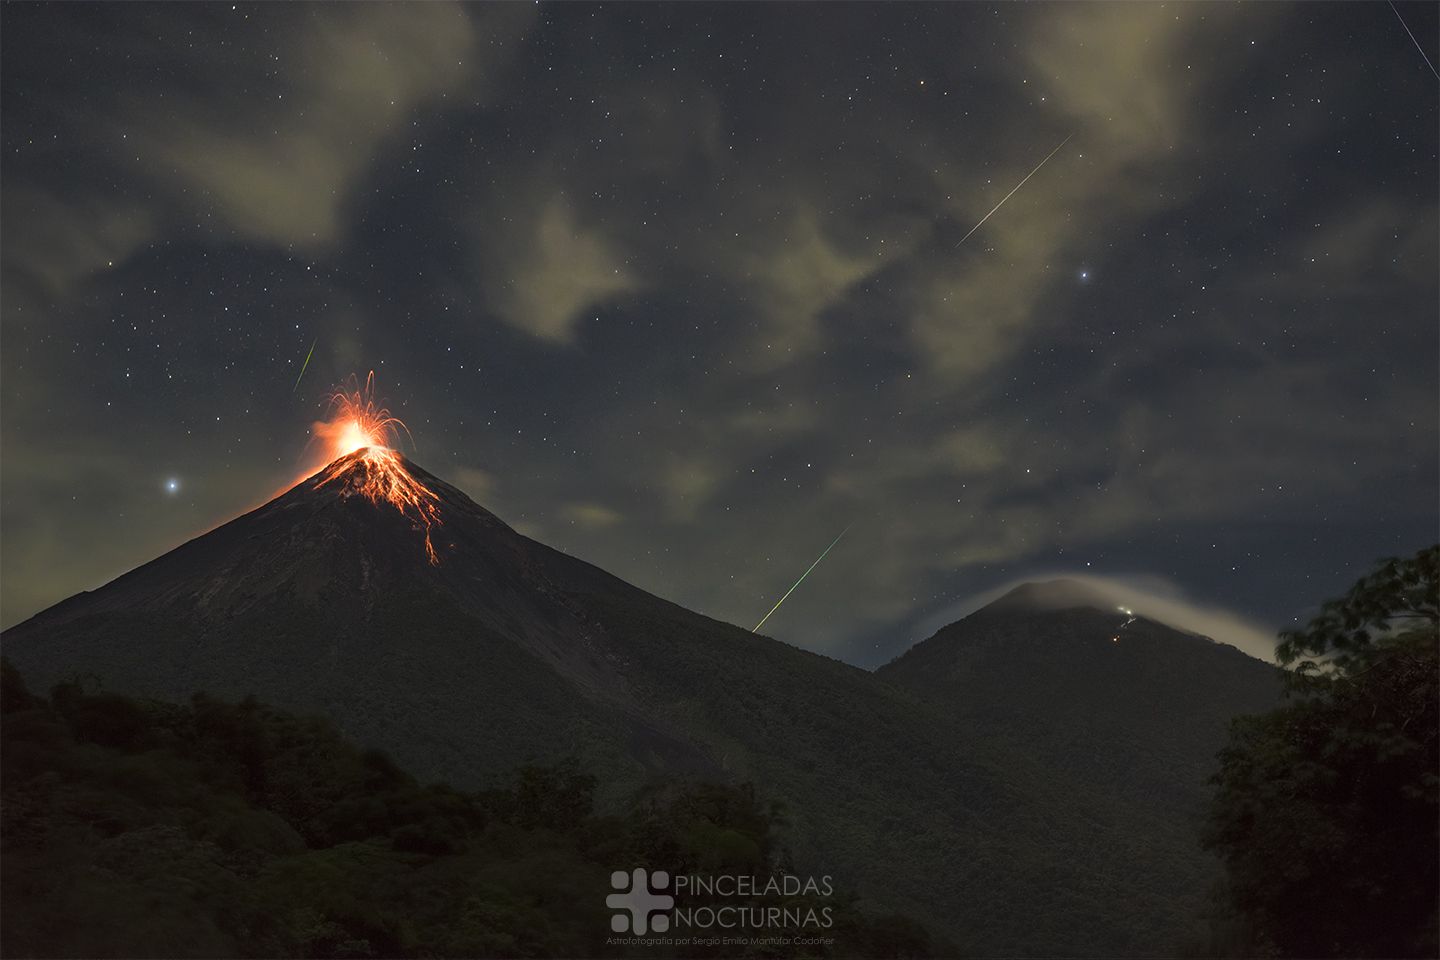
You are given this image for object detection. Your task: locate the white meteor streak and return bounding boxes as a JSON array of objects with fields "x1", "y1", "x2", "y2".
[
  {"x1": 955, "y1": 135, "x2": 1073, "y2": 249},
  {"x1": 1389, "y1": 1, "x2": 1440, "y2": 81},
  {"x1": 752, "y1": 524, "x2": 852, "y2": 633}
]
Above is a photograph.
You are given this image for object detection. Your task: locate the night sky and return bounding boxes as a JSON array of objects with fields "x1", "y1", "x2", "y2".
[{"x1": 3, "y1": 3, "x2": 1436, "y2": 665}]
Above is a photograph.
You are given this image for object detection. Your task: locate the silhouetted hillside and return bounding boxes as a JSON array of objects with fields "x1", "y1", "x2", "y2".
[
  {"x1": 1, "y1": 661, "x2": 946, "y2": 958},
  {"x1": 878, "y1": 580, "x2": 1282, "y2": 941},
  {"x1": 1, "y1": 458, "x2": 1282, "y2": 955},
  {"x1": 880, "y1": 581, "x2": 1280, "y2": 808}
]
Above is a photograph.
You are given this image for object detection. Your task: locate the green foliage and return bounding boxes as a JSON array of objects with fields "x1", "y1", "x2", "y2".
[
  {"x1": 0, "y1": 662, "x2": 944, "y2": 958},
  {"x1": 1204, "y1": 546, "x2": 1440, "y2": 957},
  {"x1": 1276, "y1": 544, "x2": 1439, "y2": 683}
]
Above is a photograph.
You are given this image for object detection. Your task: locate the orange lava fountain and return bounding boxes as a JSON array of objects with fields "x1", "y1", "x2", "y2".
[{"x1": 309, "y1": 372, "x2": 443, "y2": 565}]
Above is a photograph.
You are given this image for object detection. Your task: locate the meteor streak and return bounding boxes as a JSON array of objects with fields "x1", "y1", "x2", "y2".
[
  {"x1": 292, "y1": 337, "x2": 317, "y2": 392},
  {"x1": 954, "y1": 135, "x2": 1073, "y2": 249},
  {"x1": 752, "y1": 524, "x2": 852, "y2": 633},
  {"x1": 1389, "y1": 1, "x2": 1440, "y2": 81}
]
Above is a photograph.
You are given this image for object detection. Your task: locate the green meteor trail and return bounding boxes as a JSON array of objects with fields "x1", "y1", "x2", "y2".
[
  {"x1": 752, "y1": 524, "x2": 852, "y2": 633},
  {"x1": 292, "y1": 337, "x2": 317, "y2": 392}
]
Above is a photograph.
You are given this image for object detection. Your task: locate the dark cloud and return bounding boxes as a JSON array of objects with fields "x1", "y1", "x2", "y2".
[{"x1": 3, "y1": 3, "x2": 1435, "y2": 667}]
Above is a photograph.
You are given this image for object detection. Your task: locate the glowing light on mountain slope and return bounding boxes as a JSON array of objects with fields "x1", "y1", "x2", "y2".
[
  {"x1": 1113, "y1": 605, "x2": 1136, "y2": 643},
  {"x1": 308, "y1": 372, "x2": 443, "y2": 565}
]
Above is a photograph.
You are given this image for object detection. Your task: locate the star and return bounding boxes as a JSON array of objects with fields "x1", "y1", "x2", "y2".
[{"x1": 164, "y1": 478, "x2": 180, "y2": 495}]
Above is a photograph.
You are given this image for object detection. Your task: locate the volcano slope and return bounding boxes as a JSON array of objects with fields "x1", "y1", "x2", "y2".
[
  {"x1": 878, "y1": 581, "x2": 1282, "y2": 950},
  {"x1": 879, "y1": 580, "x2": 1281, "y2": 816},
  {"x1": 1, "y1": 452, "x2": 1275, "y2": 955}
]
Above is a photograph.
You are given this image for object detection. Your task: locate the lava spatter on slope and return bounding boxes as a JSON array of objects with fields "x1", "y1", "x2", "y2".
[
  {"x1": 313, "y1": 447, "x2": 443, "y2": 564},
  {"x1": 305, "y1": 371, "x2": 442, "y2": 564}
]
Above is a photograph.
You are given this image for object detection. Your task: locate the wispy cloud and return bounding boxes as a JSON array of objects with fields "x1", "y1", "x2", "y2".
[
  {"x1": 483, "y1": 195, "x2": 640, "y2": 343},
  {"x1": 914, "y1": 573, "x2": 1280, "y2": 662}
]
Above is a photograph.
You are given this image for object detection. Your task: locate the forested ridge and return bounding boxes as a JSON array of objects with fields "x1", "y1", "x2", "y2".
[
  {"x1": 0, "y1": 660, "x2": 946, "y2": 959},
  {"x1": 5, "y1": 548, "x2": 1433, "y2": 959}
]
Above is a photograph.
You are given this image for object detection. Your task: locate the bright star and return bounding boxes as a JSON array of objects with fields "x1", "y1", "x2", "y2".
[{"x1": 165, "y1": 478, "x2": 180, "y2": 494}]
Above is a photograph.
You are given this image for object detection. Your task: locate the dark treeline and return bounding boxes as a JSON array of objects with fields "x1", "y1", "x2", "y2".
[
  {"x1": 5, "y1": 547, "x2": 1434, "y2": 959},
  {"x1": 0, "y1": 661, "x2": 945, "y2": 959},
  {"x1": 1199, "y1": 546, "x2": 1439, "y2": 959}
]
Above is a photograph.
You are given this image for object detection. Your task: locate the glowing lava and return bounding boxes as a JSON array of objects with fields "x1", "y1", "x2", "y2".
[
  {"x1": 312, "y1": 371, "x2": 411, "y2": 459},
  {"x1": 309, "y1": 372, "x2": 443, "y2": 565}
]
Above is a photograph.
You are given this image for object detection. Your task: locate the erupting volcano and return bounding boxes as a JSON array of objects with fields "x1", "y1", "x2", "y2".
[
  {"x1": 307, "y1": 372, "x2": 443, "y2": 564},
  {"x1": 0, "y1": 383, "x2": 1286, "y2": 958},
  {"x1": 312, "y1": 371, "x2": 412, "y2": 459}
]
